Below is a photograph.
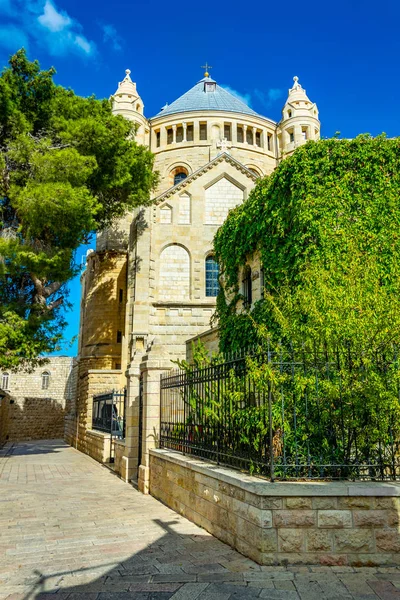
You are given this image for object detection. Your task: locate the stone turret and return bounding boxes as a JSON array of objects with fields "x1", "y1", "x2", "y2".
[
  {"x1": 278, "y1": 76, "x2": 320, "y2": 156},
  {"x1": 111, "y1": 69, "x2": 149, "y2": 146}
]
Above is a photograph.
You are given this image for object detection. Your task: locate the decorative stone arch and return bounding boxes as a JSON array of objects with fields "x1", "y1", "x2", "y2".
[
  {"x1": 166, "y1": 161, "x2": 192, "y2": 187},
  {"x1": 159, "y1": 202, "x2": 172, "y2": 224},
  {"x1": 158, "y1": 243, "x2": 191, "y2": 301},
  {"x1": 245, "y1": 165, "x2": 263, "y2": 177}
]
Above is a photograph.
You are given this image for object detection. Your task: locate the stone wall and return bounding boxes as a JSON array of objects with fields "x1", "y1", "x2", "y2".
[
  {"x1": 65, "y1": 368, "x2": 123, "y2": 461},
  {"x1": 204, "y1": 176, "x2": 244, "y2": 225},
  {"x1": 186, "y1": 327, "x2": 220, "y2": 362},
  {"x1": 85, "y1": 430, "x2": 111, "y2": 464},
  {"x1": 1, "y1": 357, "x2": 74, "y2": 442},
  {"x1": 0, "y1": 393, "x2": 10, "y2": 446},
  {"x1": 114, "y1": 439, "x2": 127, "y2": 479},
  {"x1": 150, "y1": 449, "x2": 400, "y2": 566}
]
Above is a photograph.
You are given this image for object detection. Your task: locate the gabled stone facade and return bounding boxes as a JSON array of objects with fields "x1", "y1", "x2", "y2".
[{"x1": 67, "y1": 69, "x2": 321, "y2": 482}]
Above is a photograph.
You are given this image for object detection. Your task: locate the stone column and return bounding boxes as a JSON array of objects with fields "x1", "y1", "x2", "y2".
[
  {"x1": 253, "y1": 127, "x2": 257, "y2": 146},
  {"x1": 160, "y1": 127, "x2": 167, "y2": 147},
  {"x1": 138, "y1": 346, "x2": 172, "y2": 494},
  {"x1": 232, "y1": 122, "x2": 237, "y2": 144},
  {"x1": 172, "y1": 124, "x2": 177, "y2": 144},
  {"x1": 182, "y1": 122, "x2": 187, "y2": 142},
  {"x1": 243, "y1": 125, "x2": 248, "y2": 144},
  {"x1": 120, "y1": 358, "x2": 142, "y2": 482}
]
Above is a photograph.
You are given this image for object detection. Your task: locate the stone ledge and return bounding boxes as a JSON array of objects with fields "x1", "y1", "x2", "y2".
[
  {"x1": 87, "y1": 429, "x2": 111, "y2": 439},
  {"x1": 113, "y1": 438, "x2": 125, "y2": 447},
  {"x1": 150, "y1": 449, "x2": 400, "y2": 497}
]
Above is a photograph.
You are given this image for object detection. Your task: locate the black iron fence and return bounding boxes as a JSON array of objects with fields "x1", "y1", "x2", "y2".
[
  {"x1": 160, "y1": 347, "x2": 400, "y2": 481},
  {"x1": 92, "y1": 389, "x2": 126, "y2": 438}
]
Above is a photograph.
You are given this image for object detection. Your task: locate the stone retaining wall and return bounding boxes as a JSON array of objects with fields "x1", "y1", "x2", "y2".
[
  {"x1": 85, "y1": 430, "x2": 111, "y2": 464},
  {"x1": 150, "y1": 449, "x2": 400, "y2": 566}
]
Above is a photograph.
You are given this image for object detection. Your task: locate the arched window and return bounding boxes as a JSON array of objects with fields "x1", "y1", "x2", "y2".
[
  {"x1": 205, "y1": 256, "x2": 219, "y2": 297},
  {"x1": 2, "y1": 373, "x2": 9, "y2": 390},
  {"x1": 174, "y1": 172, "x2": 187, "y2": 186},
  {"x1": 242, "y1": 266, "x2": 252, "y2": 308},
  {"x1": 171, "y1": 166, "x2": 189, "y2": 187},
  {"x1": 42, "y1": 371, "x2": 50, "y2": 390}
]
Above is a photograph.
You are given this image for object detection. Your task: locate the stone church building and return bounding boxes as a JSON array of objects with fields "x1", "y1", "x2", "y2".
[{"x1": 66, "y1": 68, "x2": 320, "y2": 489}]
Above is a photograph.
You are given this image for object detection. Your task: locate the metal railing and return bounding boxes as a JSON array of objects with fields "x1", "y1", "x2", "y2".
[
  {"x1": 160, "y1": 347, "x2": 400, "y2": 481},
  {"x1": 92, "y1": 389, "x2": 126, "y2": 439}
]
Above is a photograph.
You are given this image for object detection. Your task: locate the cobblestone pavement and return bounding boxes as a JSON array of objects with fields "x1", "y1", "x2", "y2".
[{"x1": 1, "y1": 441, "x2": 400, "y2": 600}]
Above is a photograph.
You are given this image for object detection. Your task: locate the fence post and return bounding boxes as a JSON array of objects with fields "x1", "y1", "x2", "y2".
[
  {"x1": 138, "y1": 345, "x2": 172, "y2": 494},
  {"x1": 268, "y1": 342, "x2": 275, "y2": 482}
]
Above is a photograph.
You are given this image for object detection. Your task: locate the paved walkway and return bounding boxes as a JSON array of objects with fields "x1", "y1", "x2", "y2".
[{"x1": 1, "y1": 442, "x2": 400, "y2": 600}]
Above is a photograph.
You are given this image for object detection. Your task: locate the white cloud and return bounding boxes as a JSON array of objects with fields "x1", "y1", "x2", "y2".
[
  {"x1": 38, "y1": 0, "x2": 71, "y2": 33},
  {"x1": 101, "y1": 23, "x2": 122, "y2": 52},
  {"x1": 221, "y1": 85, "x2": 252, "y2": 107},
  {"x1": 0, "y1": 0, "x2": 96, "y2": 58},
  {"x1": 254, "y1": 88, "x2": 284, "y2": 108},
  {"x1": 74, "y1": 34, "x2": 93, "y2": 55}
]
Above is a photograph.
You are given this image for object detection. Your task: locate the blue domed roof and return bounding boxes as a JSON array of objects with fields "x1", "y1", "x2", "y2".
[{"x1": 152, "y1": 77, "x2": 260, "y2": 118}]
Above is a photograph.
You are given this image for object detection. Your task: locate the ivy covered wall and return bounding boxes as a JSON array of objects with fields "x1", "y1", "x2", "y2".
[{"x1": 214, "y1": 135, "x2": 400, "y2": 355}]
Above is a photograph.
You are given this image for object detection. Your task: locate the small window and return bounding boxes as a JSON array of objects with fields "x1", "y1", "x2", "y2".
[
  {"x1": 267, "y1": 133, "x2": 272, "y2": 152},
  {"x1": 242, "y1": 266, "x2": 252, "y2": 308},
  {"x1": 119, "y1": 289, "x2": 123, "y2": 303},
  {"x1": 174, "y1": 172, "x2": 187, "y2": 186},
  {"x1": 246, "y1": 128, "x2": 253, "y2": 145},
  {"x1": 41, "y1": 371, "x2": 50, "y2": 390},
  {"x1": 224, "y1": 123, "x2": 232, "y2": 141},
  {"x1": 255, "y1": 131, "x2": 261, "y2": 147},
  {"x1": 237, "y1": 125, "x2": 244, "y2": 143},
  {"x1": 155, "y1": 131, "x2": 160, "y2": 148},
  {"x1": 117, "y1": 330, "x2": 122, "y2": 343},
  {"x1": 199, "y1": 123, "x2": 207, "y2": 141},
  {"x1": 176, "y1": 126, "x2": 183, "y2": 143},
  {"x1": 186, "y1": 124, "x2": 194, "y2": 141},
  {"x1": 289, "y1": 131, "x2": 294, "y2": 143},
  {"x1": 302, "y1": 127, "x2": 308, "y2": 140},
  {"x1": 287, "y1": 110, "x2": 292, "y2": 118},
  {"x1": 2, "y1": 372, "x2": 9, "y2": 390},
  {"x1": 205, "y1": 256, "x2": 219, "y2": 297},
  {"x1": 167, "y1": 128, "x2": 173, "y2": 144}
]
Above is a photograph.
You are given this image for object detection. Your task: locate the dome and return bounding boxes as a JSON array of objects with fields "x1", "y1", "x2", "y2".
[{"x1": 152, "y1": 77, "x2": 260, "y2": 119}]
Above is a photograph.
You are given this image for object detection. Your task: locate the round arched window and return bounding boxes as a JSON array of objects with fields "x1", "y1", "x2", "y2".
[
  {"x1": 42, "y1": 371, "x2": 50, "y2": 390},
  {"x1": 174, "y1": 172, "x2": 187, "y2": 186}
]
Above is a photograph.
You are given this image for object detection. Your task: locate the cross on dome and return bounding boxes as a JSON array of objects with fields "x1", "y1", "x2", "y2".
[{"x1": 201, "y1": 62, "x2": 213, "y2": 77}]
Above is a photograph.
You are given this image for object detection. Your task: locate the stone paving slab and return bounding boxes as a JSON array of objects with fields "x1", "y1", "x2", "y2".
[{"x1": 1, "y1": 440, "x2": 400, "y2": 600}]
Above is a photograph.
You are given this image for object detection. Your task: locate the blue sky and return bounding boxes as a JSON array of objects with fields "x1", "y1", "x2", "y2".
[{"x1": 0, "y1": 0, "x2": 399, "y2": 356}]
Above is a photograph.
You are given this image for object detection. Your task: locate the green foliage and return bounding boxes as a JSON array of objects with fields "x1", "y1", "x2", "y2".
[
  {"x1": 0, "y1": 49, "x2": 157, "y2": 369},
  {"x1": 214, "y1": 135, "x2": 400, "y2": 357},
  {"x1": 212, "y1": 136, "x2": 400, "y2": 476}
]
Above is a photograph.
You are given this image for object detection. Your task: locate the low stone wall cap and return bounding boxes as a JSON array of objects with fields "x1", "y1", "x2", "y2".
[{"x1": 150, "y1": 448, "x2": 400, "y2": 497}]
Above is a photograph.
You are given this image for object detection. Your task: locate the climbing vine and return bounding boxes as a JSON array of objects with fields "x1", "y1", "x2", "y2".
[{"x1": 214, "y1": 135, "x2": 400, "y2": 356}]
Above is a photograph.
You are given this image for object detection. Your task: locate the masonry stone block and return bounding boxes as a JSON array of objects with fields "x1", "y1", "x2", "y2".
[
  {"x1": 318, "y1": 510, "x2": 352, "y2": 529},
  {"x1": 334, "y1": 529, "x2": 374, "y2": 552}
]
